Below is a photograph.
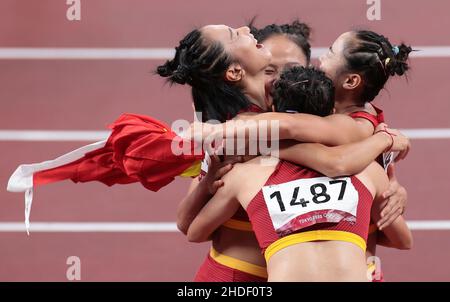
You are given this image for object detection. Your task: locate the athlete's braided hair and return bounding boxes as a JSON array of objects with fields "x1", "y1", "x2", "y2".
[{"x1": 343, "y1": 30, "x2": 413, "y2": 104}]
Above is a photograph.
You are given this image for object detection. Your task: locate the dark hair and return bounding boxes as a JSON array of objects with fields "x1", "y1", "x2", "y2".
[
  {"x1": 272, "y1": 66, "x2": 335, "y2": 117},
  {"x1": 343, "y1": 30, "x2": 413, "y2": 104},
  {"x1": 156, "y1": 29, "x2": 251, "y2": 122},
  {"x1": 249, "y1": 19, "x2": 311, "y2": 64}
]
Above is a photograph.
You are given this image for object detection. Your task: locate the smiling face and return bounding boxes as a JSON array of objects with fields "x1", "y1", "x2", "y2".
[
  {"x1": 319, "y1": 32, "x2": 351, "y2": 82},
  {"x1": 319, "y1": 31, "x2": 363, "y2": 100},
  {"x1": 262, "y1": 34, "x2": 309, "y2": 85},
  {"x1": 201, "y1": 25, "x2": 272, "y2": 77}
]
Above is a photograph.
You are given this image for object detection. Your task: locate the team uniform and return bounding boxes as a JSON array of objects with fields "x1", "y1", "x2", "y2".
[{"x1": 246, "y1": 160, "x2": 373, "y2": 266}]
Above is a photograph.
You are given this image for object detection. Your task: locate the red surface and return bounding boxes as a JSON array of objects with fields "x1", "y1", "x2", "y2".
[
  {"x1": 1, "y1": 0, "x2": 449, "y2": 281},
  {"x1": 0, "y1": 233, "x2": 209, "y2": 281},
  {"x1": 1, "y1": 0, "x2": 449, "y2": 46}
]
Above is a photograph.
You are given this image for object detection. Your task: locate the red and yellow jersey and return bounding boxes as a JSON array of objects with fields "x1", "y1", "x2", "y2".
[{"x1": 245, "y1": 160, "x2": 374, "y2": 262}]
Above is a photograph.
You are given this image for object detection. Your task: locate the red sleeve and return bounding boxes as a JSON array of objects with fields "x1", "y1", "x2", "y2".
[
  {"x1": 348, "y1": 105, "x2": 385, "y2": 128},
  {"x1": 348, "y1": 111, "x2": 381, "y2": 128}
]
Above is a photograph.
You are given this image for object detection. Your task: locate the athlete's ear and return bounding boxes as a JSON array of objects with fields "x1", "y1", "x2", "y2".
[
  {"x1": 343, "y1": 73, "x2": 361, "y2": 90},
  {"x1": 225, "y1": 63, "x2": 245, "y2": 82}
]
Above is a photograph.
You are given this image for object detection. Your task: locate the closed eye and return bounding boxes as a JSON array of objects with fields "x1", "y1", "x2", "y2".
[{"x1": 265, "y1": 68, "x2": 276, "y2": 75}]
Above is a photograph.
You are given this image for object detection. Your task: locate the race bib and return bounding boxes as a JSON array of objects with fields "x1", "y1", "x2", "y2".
[{"x1": 262, "y1": 177, "x2": 359, "y2": 236}]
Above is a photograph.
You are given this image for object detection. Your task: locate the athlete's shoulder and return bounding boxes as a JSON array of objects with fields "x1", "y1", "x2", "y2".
[
  {"x1": 220, "y1": 157, "x2": 262, "y2": 185},
  {"x1": 326, "y1": 113, "x2": 356, "y2": 123},
  {"x1": 357, "y1": 162, "x2": 388, "y2": 198},
  {"x1": 365, "y1": 161, "x2": 387, "y2": 178},
  {"x1": 233, "y1": 156, "x2": 278, "y2": 173}
]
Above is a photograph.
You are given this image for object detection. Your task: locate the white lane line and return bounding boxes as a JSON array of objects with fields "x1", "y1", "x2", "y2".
[
  {"x1": 0, "y1": 222, "x2": 179, "y2": 232},
  {"x1": 0, "y1": 47, "x2": 450, "y2": 60},
  {"x1": 0, "y1": 48, "x2": 174, "y2": 60},
  {"x1": 0, "y1": 130, "x2": 110, "y2": 141},
  {"x1": 0, "y1": 129, "x2": 450, "y2": 142},
  {"x1": 407, "y1": 220, "x2": 450, "y2": 230},
  {"x1": 0, "y1": 221, "x2": 448, "y2": 232},
  {"x1": 401, "y1": 129, "x2": 450, "y2": 139}
]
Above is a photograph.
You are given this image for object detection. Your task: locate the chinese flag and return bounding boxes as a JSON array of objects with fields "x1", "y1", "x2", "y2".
[{"x1": 7, "y1": 113, "x2": 204, "y2": 233}]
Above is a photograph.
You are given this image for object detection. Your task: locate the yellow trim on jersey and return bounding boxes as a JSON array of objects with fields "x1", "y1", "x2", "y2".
[
  {"x1": 264, "y1": 230, "x2": 367, "y2": 262},
  {"x1": 368, "y1": 224, "x2": 378, "y2": 235},
  {"x1": 179, "y1": 160, "x2": 202, "y2": 178},
  {"x1": 222, "y1": 219, "x2": 253, "y2": 232},
  {"x1": 210, "y1": 247, "x2": 268, "y2": 279}
]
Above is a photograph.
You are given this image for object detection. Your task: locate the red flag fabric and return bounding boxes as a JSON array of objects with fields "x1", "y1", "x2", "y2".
[
  {"x1": 7, "y1": 113, "x2": 204, "y2": 233},
  {"x1": 34, "y1": 113, "x2": 204, "y2": 190}
]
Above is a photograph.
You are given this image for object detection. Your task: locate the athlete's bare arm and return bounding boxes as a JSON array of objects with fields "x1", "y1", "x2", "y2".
[
  {"x1": 366, "y1": 163, "x2": 413, "y2": 250},
  {"x1": 226, "y1": 112, "x2": 371, "y2": 145},
  {"x1": 374, "y1": 218, "x2": 413, "y2": 249},
  {"x1": 278, "y1": 131, "x2": 402, "y2": 177},
  {"x1": 177, "y1": 155, "x2": 239, "y2": 234},
  {"x1": 186, "y1": 170, "x2": 241, "y2": 242},
  {"x1": 177, "y1": 177, "x2": 208, "y2": 235}
]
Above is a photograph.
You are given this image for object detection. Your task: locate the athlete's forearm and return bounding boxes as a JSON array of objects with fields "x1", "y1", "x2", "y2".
[
  {"x1": 176, "y1": 178, "x2": 212, "y2": 235},
  {"x1": 375, "y1": 216, "x2": 413, "y2": 250},
  {"x1": 224, "y1": 112, "x2": 368, "y2": 146},
  {"x1": 278, "y1": 132, "x2": 392, "y2": 177}
]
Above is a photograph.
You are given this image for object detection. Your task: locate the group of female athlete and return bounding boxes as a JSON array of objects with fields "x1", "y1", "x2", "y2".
[
  {"x1": 8, "y1": 19, "x2": 414, "y2": 282},
  {"x1": 157, "y1": 20, "x2": 413, "y2": 282}
]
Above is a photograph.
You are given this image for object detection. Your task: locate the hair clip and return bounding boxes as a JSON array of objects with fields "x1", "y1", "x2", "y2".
[
  {"x1": 290, "y1": 80, "x2": 309, "y2": 86},
  {"x1": 384, "y1": 58, "x2": 391, "y2": 66},
  {"x1": 392, "y1": 46, "x2": 400, "y2": 56}
]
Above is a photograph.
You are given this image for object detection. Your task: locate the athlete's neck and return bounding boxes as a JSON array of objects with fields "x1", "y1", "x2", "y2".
[
  {"x1": 241, "y1": 73, "x2": 268, "y2": 111},
  {"x1": 334, "y1": 97, "x2": 365, "y2": 115}
]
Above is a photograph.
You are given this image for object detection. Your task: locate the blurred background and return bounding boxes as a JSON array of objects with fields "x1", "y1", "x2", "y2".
[{"x1": 1, "y1": 0, "x2": 449, "y2": 281}]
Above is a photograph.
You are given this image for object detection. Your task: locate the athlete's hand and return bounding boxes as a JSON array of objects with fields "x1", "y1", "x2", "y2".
[
  {"x1": 202, "y1": 153, "x2": 243, "y2": 195},
  {"x1": 180, "y1": 121, "x2": 221, "y2": 145},
  {"x1": 377, "y1": 164, "x2": 408, "y2": 230},
  {"x1": 387, "y1": 128, "x2": 411, "y2": 161},
  {"x1": 375, "y1": 124, "x2": 411, "y2": 161}
]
